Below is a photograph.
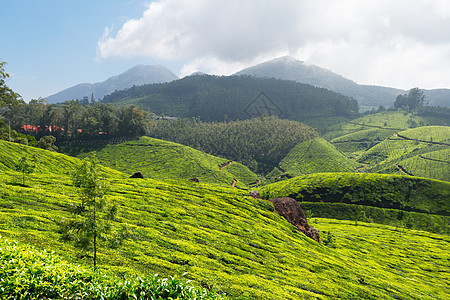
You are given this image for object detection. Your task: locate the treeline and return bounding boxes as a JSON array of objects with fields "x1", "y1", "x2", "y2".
[
  {"x1": 103, "y1": 74, "x2": 359, "y2": 122},
  {"x1": 148, "y1": 116, "x2": 319, "y2": 173},
  {"x1": 417, "y1": 105, "x2": 450, "y2": 120},
  {"x1": 2, "y1": 99, "x2": 149, "y2": 141}
]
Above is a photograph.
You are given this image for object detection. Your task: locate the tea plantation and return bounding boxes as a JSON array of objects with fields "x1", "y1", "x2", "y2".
[{"x1": 1, "y1": 140, "x2": 449, "y2": 299}]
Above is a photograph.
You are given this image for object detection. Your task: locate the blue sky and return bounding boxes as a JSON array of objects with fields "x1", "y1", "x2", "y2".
[
  {"x1": 1, "y1": 0, "x2": 168, "y2": 101},
  {"x1": 2, "y1": 0, "x2": 450, "y2": 102}
]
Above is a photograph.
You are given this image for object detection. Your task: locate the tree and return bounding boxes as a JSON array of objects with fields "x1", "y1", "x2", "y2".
[
  {"x1": 36, "y1": 135, "x2": 58, "y2": 152},
  {"x1": 15, "y1": 155, "x2": 35, "y2": 186},
  {"x1": 394, "y1": 88, "x2": 425, "y2": 111},
  {"x1": 0, "y1": 60, "x2": 24, "y2": 108},
  {"x1": 59, "y1": 156, "x2": 116, "y2": 269}
]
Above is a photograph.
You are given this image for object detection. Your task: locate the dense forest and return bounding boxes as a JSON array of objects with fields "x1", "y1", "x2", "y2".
[
  {"x1": 102, "y1": 74, "x2": 360, "y2": 122},
  {"x1": 148, "y1": 116, "x2": 319, "y2": 173}
]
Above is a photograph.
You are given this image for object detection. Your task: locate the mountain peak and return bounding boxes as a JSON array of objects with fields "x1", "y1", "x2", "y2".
[{"x1": 45, "y1": 64, "x2": 178, "y2": 103}]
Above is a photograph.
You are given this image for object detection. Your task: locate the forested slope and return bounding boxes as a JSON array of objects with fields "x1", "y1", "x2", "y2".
[{"x1": 102, "y1": 74, "x2": 359, "y2": 124}]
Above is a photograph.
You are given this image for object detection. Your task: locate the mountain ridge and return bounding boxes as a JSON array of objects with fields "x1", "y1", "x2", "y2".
[
  {"x1": 45, "y1": 64, "x2": 178, "y2": 103},
  {"x1": 235, "y1": 56, "x2": 449, "y2": 108}
]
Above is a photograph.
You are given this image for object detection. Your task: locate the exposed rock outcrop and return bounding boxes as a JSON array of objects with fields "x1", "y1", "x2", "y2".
[
  {"x1": 130, "y1": 172, "x2": 144, "y2": 178},
  {"x1": 269, "y1": 197, "x2": 320, "y2": 242},
  {"x1": 189, "y1": 177, "x2": 200, "y2": 182}
]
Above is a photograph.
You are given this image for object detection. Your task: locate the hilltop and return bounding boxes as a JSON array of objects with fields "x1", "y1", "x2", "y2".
[
  {"x1": 45, "y1": 64, "x2": 178, "y2": 103},
  {"x1": 74, "y1": 136, "x2": 258, "y2": 188},
  {"x1": 1, "y1": 140, "x2": 449, "y2": 299},
  {"x1": 267, "y1": 138, "x2": 362, "y2": 179}
]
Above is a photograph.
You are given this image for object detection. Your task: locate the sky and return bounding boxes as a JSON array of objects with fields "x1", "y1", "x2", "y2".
[{"x1": 2, "y1": 0, "x2": 450, "y2": 102}]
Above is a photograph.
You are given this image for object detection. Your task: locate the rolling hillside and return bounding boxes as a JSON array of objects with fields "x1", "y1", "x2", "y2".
[
  {"x1": 1, "y1": 140, "x2": 449, "y2": 299},
  {"x1": 75, "y1": 136, "x2": 258, "y2": 188},
  {"x1": 358, "y1": 126, "x2": 450, "y2": 181},
  {"x1": 259, "y1": 172, "x2": 450, "y2": 233},
  {"x1": 268, "y1": 138, "x2": 361, "y2": 179}
]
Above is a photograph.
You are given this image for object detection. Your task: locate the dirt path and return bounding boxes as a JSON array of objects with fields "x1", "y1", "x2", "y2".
[{"x1": 220, "y1": 161, "x2": 233, "y2": 171}]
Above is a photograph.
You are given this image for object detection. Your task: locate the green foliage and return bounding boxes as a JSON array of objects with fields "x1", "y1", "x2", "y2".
[
  {"x1": 323, "y1": 111, "x2": 448, "y2": 141},
  {"x1": 358, "y1": 126, "x2": 449, "y2": 181},
  {"x1": 330, "y1": 128, "x2": 398, "y2": 154},
  {"x1": 301, "y1": 202, "x2": 449, "y2": 234},
  {"x1": 260, "y1": 172, "x2": 450, "y2": 216},
  {"x1": 0, "y1": 60, "x2": 24, "y2": 108},
  {"x1": 61, "y1": 156, "x2": 114, "y2": 268},
  {"x1": 102, "y1": 74, "x2": 359, "y2": 122},
  {"x1": 36, "y1": 135, "x2": 58, "y2": 151},
  {"x1": 148, "y1": 116, "x2": 319, "y2": 174},
  {"x1": 75, "y1": 136, "x2": 258, "y2": 188},
  {"x1": 0, "y1": 237, "x2": 224, "y2": 299},
  {"x1": 1, "y1": 134, "x2": 450, "y2": 299},
  {"x1": 394, "y1": 88, "x2": 425, "y2": 111},
  {"x1": 273, "y1": 138, "x2": 362, "y2": 177},
  {"x1": 15, "y1": 154, "x2": 35, "y2": 186}
]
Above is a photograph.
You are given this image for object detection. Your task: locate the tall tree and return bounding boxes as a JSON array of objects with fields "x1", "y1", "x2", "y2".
[
  {"x1": 59, "y1": 156, "x2": 116, "y2": 269},
  {"x1": 394, "y1": 88, "x2": 425, "y2": 111},
  {"x1": 15, "y1": 154, "x2": 35, "y2": 186}
]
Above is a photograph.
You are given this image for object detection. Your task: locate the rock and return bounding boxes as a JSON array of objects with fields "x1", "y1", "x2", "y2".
[
  {"x1": 130, "y1": 172, "x2": 144, "y2": 178},
  {"x1": 269, "y1": 197, "x2": 320, "y2": 243},
  {"x1": 249, "y1": 190, "x2": 261, "y2": 198},
  {"x1": 189, "y1": 177, "x2": 200, "y2": 182}
]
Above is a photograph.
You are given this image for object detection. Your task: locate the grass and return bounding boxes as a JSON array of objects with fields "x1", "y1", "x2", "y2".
[
  {"x1": 1, "y1": 140, "x2": 450, "y2": 299},
  {"x1": 75, "y1": 136, "x2": 258, "y2": 188},
  {"x1": 270, "y1": 138, "x2": 361, "y2": 178}
]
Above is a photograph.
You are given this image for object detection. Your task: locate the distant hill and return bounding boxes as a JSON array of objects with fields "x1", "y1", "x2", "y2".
[
  {"x1": 235, "y1": 56, "x2": 449, "y2": 108},
  {"x1": 45, "y1": 64, "x2": 178, "y2": 103},
  {"x1": 102, "y1": 74, "x2": 359, "y2": 125}
]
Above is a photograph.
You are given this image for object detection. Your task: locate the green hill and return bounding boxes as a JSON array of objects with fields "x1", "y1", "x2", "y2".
[
  {"x1": 74, "y1": 136, "x2": 258, "y2": 188},
  {"x1": 330, "y1": 128, "x2": 398, "y2": 155},
  {"x1": 268, "y1": 138, "x2": 362, "y2": 179},
  {"x1": 259, "y1": 172, "x2": 450, "y2": 233},
  {"x1": 1, "y1": 141, "x2": 450, "y2": 299},
  {"x1": 323, "y1": 110, "x2": 449, "y2": 141},
  {"x1": 102, "y1": 75, "x2": 359, "y2": 125},
  {"x1": 357, "y1": 126, "x2": 450, "y2": 181}
]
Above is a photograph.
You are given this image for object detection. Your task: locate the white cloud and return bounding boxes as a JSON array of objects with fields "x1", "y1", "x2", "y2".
[{"x1": 97, "y1": 0, "x2": 450, "y2": 89}]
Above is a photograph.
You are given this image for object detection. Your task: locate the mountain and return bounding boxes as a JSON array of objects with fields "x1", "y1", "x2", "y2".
[
  {"x1": 235, "y1": 56, "x2": 449, "y2": 108},
  {"x1": 45, "y1": 64, "x2": 178, "y2": 103}
]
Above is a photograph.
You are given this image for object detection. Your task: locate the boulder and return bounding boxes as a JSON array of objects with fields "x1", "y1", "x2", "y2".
[
  {"x1": 269, "y1": 197, "x2": 320, "y2": 243},
  {"x1": 130, "y1": 172, "x2": 144, "y2": 178},
  {"x1": 189, "y1": 177, "x2": 200, "y2": 182}
]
